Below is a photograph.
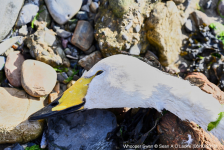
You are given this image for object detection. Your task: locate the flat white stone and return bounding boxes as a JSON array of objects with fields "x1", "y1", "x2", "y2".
[{"x1": 45, "y1": 0, "x2": 83, "y2": 25}]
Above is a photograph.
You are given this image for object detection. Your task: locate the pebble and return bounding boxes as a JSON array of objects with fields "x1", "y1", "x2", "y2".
[
  {"x1": 56, "y1": 28, "x2": 72, "y2": 38},
  {"x1": 53, "y1": 82, "x2": 60, "y2": 94},
  {"x1": 16, "y1": 3, "x2": 39, "y2": 27},
  {"x1": 76, "y1": 11, "x2": 89, "y2": 20},
  {"x1": 81, "y1": 5, "x2": 90, "y2": 12},
  {"x1": 4, "y1": 143, "x2": 24, "y2": 150},
  {"x1": 70, "y1": 60, "x2": 78, "y2": 69},
  {"x1": 37, "y1": 5, "x2": 52, "y2": 27},
  {"x1": 129, "y1": 44, "x2": 141, "y2": 55},
  {"x1": 62, "y1": 38, "x2": 69, "y2": 49},
  {"x1": 18, "y1": 25, "x2": 28, "y2": 36},
  {"x1": 66, "y1": 55, "x2": 79, "y2": 60},
  {"x1": 191, "y1": 10, "x2": 212, "y2": 26},
  {"x1": 71, "y1": 21, "x2": 94, "y2": 51},
  {"x1": 21, "y1": 60, "x2": 57, "y2": 97},
  {"x1": 64, "y1": 48, "x2": 72, "y2": 55},
  {"x1": 67, "y1": 80, "x2": 76, "y2": 89},
  {"x1": 0, "y1": 56, "x2": 6, "y2": 71},
  {"x1": 40, "y1": 131, "x2": 47, "y2": 149},
  {"x1": 0, "y1": 87, "x2": 44, "y2": 143},
  {"x1": 57, "y1": 72, "x2": 68, "y2": 83},
  {"x1": 4, "y1": 51, "x2": 25, "y2": 87},
  {"x1": 125, "y1": 43, "x2": 131, "y2": 50},
  {"x1": 125, "y1": 21, "x2": 133, "y2": 31},
  {"x1": 122, "y1": 34, "x2": 129, "y2": 41},
  {"x1": 185, "y1": 19, "x2": 194, "y2": 33},
  {"x1": 218, "y1": 0, "x2": 224, "y2": 17},
  {"x1": 0, "y1": 0, "x2": 24, "y2": 41},
  {"x1": 134, "y1": 24, "x2": 141, "y2": 33},
  {"x1": 78, "y1": 51, "x2": 102, "y2": 70},
  {"x1": 0, "y1": 36, "x2": 23, "y2": 55},
  {"x1": 85, "y1": 45, "x2": 96, "y2": 54},
  {"x1": 45, "y1": 0, "x2": 83, "y2": 25},
  {"x1": 48, "y1": 92, "x2": 59, "y2": 103},
  {"x1": 90, "y1": 2, "x2": 99, "y2": 13},
  {"x1": 73, "y1": 75, "x2": 80, "y2": 81}
]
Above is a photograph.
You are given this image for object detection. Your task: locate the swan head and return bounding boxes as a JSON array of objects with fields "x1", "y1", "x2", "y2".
[{"x1": 29, "y1": 54, "x2": 154, "y2": 120}]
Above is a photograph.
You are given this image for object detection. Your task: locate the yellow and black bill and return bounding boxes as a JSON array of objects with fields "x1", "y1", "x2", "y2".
[{"x1": 28, "y1": 96, "x2": 86, "y2": 121}]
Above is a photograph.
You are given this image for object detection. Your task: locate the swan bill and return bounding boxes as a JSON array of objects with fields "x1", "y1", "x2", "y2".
[{"x1": 29, "y1": 77, "x2": 94, "y2": 121}]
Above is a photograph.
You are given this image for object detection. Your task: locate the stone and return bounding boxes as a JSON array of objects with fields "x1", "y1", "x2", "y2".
[
  {"x1": 55, "y1": 28, "x2": 72, "y2": 38},
  {"x1": 4, "y1": 143, "x2": 24, "y2": 150},
  {"x1": 78, "y1": 51, "x2": 102, "y2": 70},
  {"x1": 185, "y1": 72, "x2": 224, "y2": 104},
  {"x1": 53, "y1": 82, "x2": 60, "y2": 94},
  {"x1": 146, "y1": 1, "x2": 182, "y2": 67},
  {"x1": 64, "y1": 48, "x2": 72, "y2": 55},
  {"x1": 76, "y1": 11, "x2": 89, "y2": 20},
  {"x1": 172, "y1": 0, "x2": 186, "y2": 5},
  {"x1": 62, "y1": 38, "x2": 69, "y2": 49},
  {"x1": 191, "y1": 10, "x2": 212, "y2": 26},
  {"x1": 45, "y1": 0, "x2": 83, "y2": 25},
  {"x1": 67, "y1": 80, "x2": 76, "y2": 89},
  {"x1": 4, "y1": 51, "x2": 25, "y2": 87},
  {"x1": 157, "y1": 112, "x2": 224, "y2": 150},
  {"x1": 57, "y1": 72, "x2": 68, "y2": 83},
  {"x1": 90, "y1": 2, "x2": 99, "y2": 13},
  {"x1": 2, "y1": 48, "x2": 14, "y2": 57},
  {"x1": 0, "y1": 0, "x2": 24, "y2": 41},
  {"x1": 71, "y1": 21, "x2": 94, "y2": 51},
  {"x1": 55, "y1": 47, "x2": 70, "y2": 68},
  {"x1": 85, "y1": 45, "x2": 96, "y2": 55},
  {"x1": 47, "y1": 109, "x2": 116, "y2": 150},
  {"x1": 218, "y1": 0, "x2": 224, "y2": 17},
  {"x1": 0, "y1": 56, "x2": 6, "y2": 71},
  {"x1": 37, "y1": 5, "x2": 52, "y2": 27},
  {"x1": 48, "y1": 92, "x2": 59, "y2": 103},
  {"x1": 16, "y1": 3, "x2": 39, "y2": 27},
  {"x1": 0, "y1": 87, "x2": 44, "y2": 144},
  {"x1": 66, "y1": 55, "x2": 79, "y2": 60},
  {"x1": 129, "y1": 44, "x2": 141, "y2": 55},
  {"x1": 185, "y1": 19, "x2": 194, "y2": 33},
  {"x1": 18, "y1": 25, "x2": 28, "y2": 36},
  {"x1": 21, "y1": 60, "x2": 57, "y2": 97},
  {"x1": 95, "y1": 0, "x2": 150, "y2": 57}
]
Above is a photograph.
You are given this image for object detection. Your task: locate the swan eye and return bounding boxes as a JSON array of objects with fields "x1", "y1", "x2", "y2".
[{"x1": 95, "y1": 70, "x2": 103, "y2": 76}]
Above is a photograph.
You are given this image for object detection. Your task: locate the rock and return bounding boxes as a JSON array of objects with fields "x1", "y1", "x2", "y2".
[
  {"x1": 218, "y1": 0, "x2": 224, "y2": 17},
  {"x1": 172, "y1": 0, "x2": 186, "y2": 5},
  {"x1": 4, "y1": 143, "x2": 24, "y2": 150},
  {"x1": 45, "y1": 0, "x2": 82, "y2": 25},
  {"x1": 37, "y1": 5, "x2": 52, "y2": 27},
  {"x1": 57, "y1": 72, "x2": 68, "y2": 83},
  {"x1": 0, "y1": 87, "x2": 44, "y2": 144},
  {"x1": 185, "y1": 19, "x2": 194, "y2": 33},
  {"x1": 85, "y1": 45, "x2": 96, "y2": 55},
  {"x1": 76, "y1": 11, "x2": 89, "y2": 20},
  {"x1": 146, "y1": 1, "x2": 182, "y2": 67},
  {"x1": 64, "y1": 48, "x2": 72, "y2": 55},
  {"x1": 62, "y1": 38, "x2": 69, "y2": 49},
  {"x1": 47, "y1": 109, "x2": 116, "y2": 150},
  {"x1": 55, "y1": 47, "x2": 70, "y2": 68},
  {"x1": 191, "y1": 10, "x2": 212, "y2": 26},
  {"x1": 16, "y1": 3, "x2": 39, "y2": 27},
  {"x1": 26, "y1": 25, "x2": 67, "y2": 67},
  {"x1": 66, "y1": 55, "x2": 79, "y2": 60},
  {"x1": 4, "y1": 51, "x2": 25, "y2": 87},
  {"x1": 73, "y1": 75, "x2": 80, "y2": 81},
  {"x1": 71, "y1": 21, "x2": 94, "y2": 51},
  {"x1": 67, "y1": 80, "x2": 76, "y2": 89},
  {"x1": 90, "y1": 2, "x2": 99, "y2": 13},
  {"x1": 129, "y1": 44, "x2": 141, "y2": 55},
  {"x1": 95, "y1": 0, "x2": 150, "y2": 57},
  {"x1": 78, "y1": 51, "x2": 102, "y2": 70},
  {"x1": 0, "y1": 0, "x2": 24, "y2": 41},
  {"x1": 0, "y1": 56, "x2": 6, "y2": 71},
  {"x1": 2, "y1": 48, "x2": 14, "y2": 57},
  {"x1": 55, "y1": 28, "x2": 72, "y2": 38},
  {"x1": 21, "y1": 60, "x2": 57, "y2": 97},
  {"x1": 48, "y1": 92, "x2": 59, "y2": 103},
  {"x1": 53, "y1": 82, "x2": 60, "y2": 94},
  {"x1": 18, "y1": 25, "x2": 28, "y2": 36},
  {"x1": 157, "y1": 112, "x2": 224, "y2": 150},
  {"x1": 185, "y1": 72, "x2": 224, "y2": 104}
]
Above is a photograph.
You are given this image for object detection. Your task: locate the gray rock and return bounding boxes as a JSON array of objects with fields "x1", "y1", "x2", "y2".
[
  {"x1": 125, "y1": 43, "x2": 131, "y2": 50},
  {"x1": 0, "y1": 56, "x2": 6, "y2": 71},
  {"x1": 16, "y1": 3, "x2": 39, "y2": 27},
  {"x1": 64, "y1": 48, "x2": 72, "y2": 55},
  {"x1": 191, "y1": 10, "x2": 212, "y2": 26},
  {"x1": 47, "y1": 109, "x2": 117, "y2": 150},
  {"x1": 125, "y1": 21, "x2": 133, "y2": 31},
  {"x1": 90, "y1": 2, "x2": 99, "y2": 13},
  {"x1": 185, "y1": 19, "x2": 194, "y2": 33},
  {"x1": 45, "y1": 0, "x2": 83, "y2": 25},
  {"x1": 66, "y1": 55, "x2": 79, "y2": 60},
  {"x1": 37, "y1": 5, "x2": 52, "y2": 27},
  {"x1": 0, "y1": 0, "x2": 24, "y2": 41},
  {"x1": 129, "y1": 44, "x2": 140, "y2": 55},
  {"x1": 55, "y1": 29, "x2": 72, "y2": 38},
  {"x1": 44, "y1": 28, "x2": 57, "y2": 46},
  {"x1": 122, "y1": 34, "x2": 129, "y2": 41},
  {"x1": 81, "y1": 5, "x2": 90, "y2": 12},
  {"x1": 57, "y1": 72, "x2": 68, "y2": 83},
  {"x1": 85, "y1": 45, "x2": 96, "y2": 54},
  {"x1": 173, "y1": 0, "x2": 186, "y2": 5},
  {"x1": 218, "y1": 0, "x2": 224, "y2": 17},
  {"x1": 76, "y1": 11, "x2": 89, "y2": 20},
  {"x1": 134, "y1": 24, "x2": 141, "y2": 33},
  {"x1": 4, "y1": 143, "x2": 24, "y2": 150},
  {"x1": 19, "y1": 25, "x2": 28, "y2": 36},
  {"x1": 78, "y1": 51, "x2": 102, "y2": 70}
]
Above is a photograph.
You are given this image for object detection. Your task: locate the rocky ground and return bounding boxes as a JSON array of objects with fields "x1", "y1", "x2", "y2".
[{"x1": 1, "y1": 0, "x2": 224, "y2": 149}]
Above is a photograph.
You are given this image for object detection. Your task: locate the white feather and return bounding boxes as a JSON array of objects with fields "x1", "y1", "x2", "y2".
[{"x1": 83, "y1": 54, "x2": 224, "y2": 142}]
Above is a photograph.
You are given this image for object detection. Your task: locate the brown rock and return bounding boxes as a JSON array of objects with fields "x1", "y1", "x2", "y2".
[
  {"x1": 53, "y1": 82, "x2": 60, "y2": 94},
  {"x1": 157, "y1": 112, "x2": 224, "y2": 150},
  {"x1": 191, "y1": 10, "x2": 212, "y2": 26},
  {"x1": 78, "y1": 51, "x2": 102, "y2": 70},
  {"x1": 173, "y1": 0, "x2": 186, "y2": 5},
  {"x1": 146, "y1": 1, "x2": 182, "y2": 67},
  {"x1": 0, "y1": 87, "x2": 44, "y2": 144},
  {"x1": 4, "y1": 51, "x2": 25, "y2": 87},
  {"x1": 185, "y1": 72, "x2": 224, "y2": 104},
  {"x1": 71, "y1": 21, "x2": 94, "y2": 51},
  {"x1": 48, "y1": 92, "x2": 59, "y2": 103},
  {"x1": 21, "y1": 60, "x2": 57, "y2": 97}
]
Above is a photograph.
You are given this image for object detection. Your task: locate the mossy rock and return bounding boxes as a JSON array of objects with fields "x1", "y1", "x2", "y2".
[{"x1": 109, "y1": 0, "x2": 132, "y2": 18}]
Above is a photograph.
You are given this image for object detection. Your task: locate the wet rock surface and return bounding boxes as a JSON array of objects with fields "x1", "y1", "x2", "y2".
[{"x1": 47, "y1": 109, "x2": 117, "y2": 150}]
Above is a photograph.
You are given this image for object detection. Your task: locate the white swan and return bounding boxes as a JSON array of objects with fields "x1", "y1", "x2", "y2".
[{"x1": 29, "y1": 54, "x2": 224, "y2": 142}]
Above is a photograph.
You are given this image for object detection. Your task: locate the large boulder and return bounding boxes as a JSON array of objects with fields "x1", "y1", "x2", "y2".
[
  {"x1": 0, "y1": 0, "x2": 24, "y2": 41},
  {"x1": 0, "y1": 87, "x2": 45, "y2": 144},
  {"x1": 21, "y1": 60, "x2": 57, "y2": 97},
  {"x1": 4, "y1": 51, "x2": 25, "y2": 87},
  {"x1": 146, "y1": 1, "x2": 182, "y2": 67},
  {"x1": 94, "y1": 0, "x2": 152, "y2": 57}
]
